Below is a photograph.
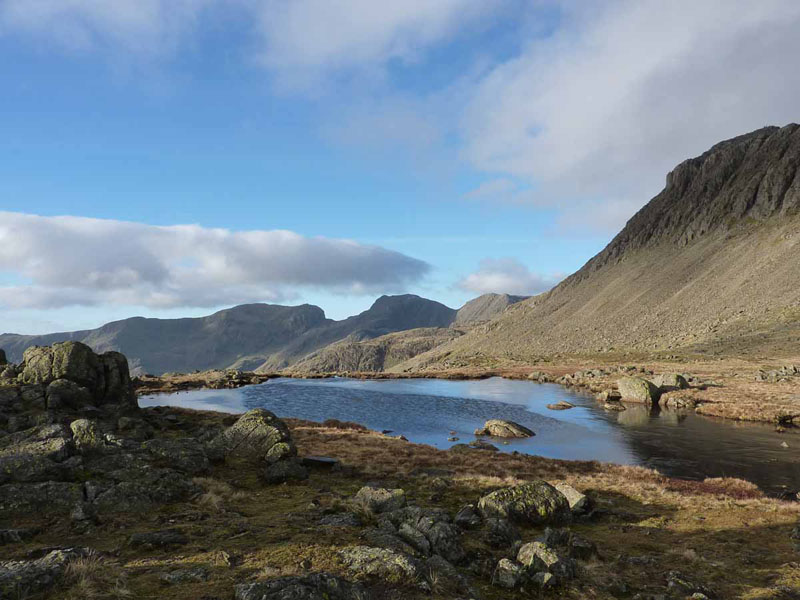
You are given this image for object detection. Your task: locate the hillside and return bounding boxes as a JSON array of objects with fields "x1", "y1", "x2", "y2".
[
  {"x1": 453, "y1": 293, "x2": 528, "y2": 325},
  {"x1": 400, "y1": 124, "x2": 800, "y2": 370},
  {"x1": 0, "y1": 295, "x2": 457, "y2": 375}
]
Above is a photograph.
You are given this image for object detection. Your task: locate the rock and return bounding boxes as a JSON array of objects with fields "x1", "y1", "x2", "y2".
[
  {"x1": 665, "y1": 571, "x2": 715, "y2": 598},
  {"x1": 0, "y1": 453, "x2": 63, "y2": 484},
  {"x1": 568, "y1": 534, "x2": 599, "y2": 560},
  {"x1": 355, "y1": 486, "x2": 406, "y2": 513},
  {"x1": 478, "y1": 481, "x2": 572, "y2": 525},
  {"x1": 482, "y1": 517, "x2": 522, "y2": 550},
  {"x1": 454, "y1": 504, "x2": 482, "y2": 529},
  {"x1": 0, "y1": 481, "x2": 83, "y2": 513},
  {"x1": 89, "y1": 468, "x2": 200, "y2": 513},
  {"x1": 129, "y1": 528, "x2": 189, "y2": 548},
  {"x1": 0, "y1": 423, "x2": 74, "y2": 461},
  {"x1": 425, "y1": 554, "x2": 473, "y2": 595},
  {"x1": 0, "y1": 547, "x2": 90, "y2": 596},
  {"x1": 117, "y1": 416, "x2": 154, "y2": 440},
  {"x1": 547, "y1": 401, "x2": 575, "y2": 410},
  {"x1": 338, "y1": 546, "x2": 421, "y2": 585},
  {"x1": 70, "y1": 419, "x2": 104, "y2": 452},
  {"x1": 159, "y1": 566, "x2": 209, "y2": 584},
  {"x1": 652, "y1": 373, "x2": 689, "y2": 391},
  {"x1": 19, "y1": 342, "x2": 135, "y2": 407},
  {"x1": 142, "y1": 438, "x2": 210, "y2": 475},
  {"x1": 553, "y1": 482, "x2": 589, "y2": 515},
  {"x1": 474, "y1": 419, "x2": 535, "y2": 438},
  {"x1": 531, "y1": 571, "x2": 556, "y2": 589},
  {"x1": 604, "y1": 402, "x2": 626, "y2": 411},
  {"x1": 209, "y1": 409, "x2": 295, "y2": 464},
  {"x1": 395, "y1": 506, "x2": 465, "y2": 563},
  {"x1": 263, "y1": 458, "x2": 309, "y2": 484},
  {"x1": 235, "y1": 573, "x2": 370, "y2": 600},
  {"x1": 469, "y1": 439, "x2": 499, "y2": 451},
  {"x1": 517, "y1": 541, "x2": 576, "y2": 580},
  {"x1": 0, "y1": 528, "x2": 37, "y2": 545},
  {"x1": 45, "y1": 379, "x2": 92, "y2": 410},
  {"x1": 617, "y1": 377, "x2": 661, "y2": 405},
  {"x1": 492, "y1": 558, "x2": 523, "y2": 588}
]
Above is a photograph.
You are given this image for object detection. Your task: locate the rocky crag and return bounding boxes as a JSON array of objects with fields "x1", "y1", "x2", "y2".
[{"x1": 401, "y1": 124, "x2": 800, "y2": 370}]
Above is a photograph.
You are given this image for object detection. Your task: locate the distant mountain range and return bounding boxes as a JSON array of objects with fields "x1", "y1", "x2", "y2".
[
  {"x1": 402, "y1": 124, "x2": 800, "y2": 371},
  {"x1": 0, "y1": 293, "x2": 528, "y2": 375}
]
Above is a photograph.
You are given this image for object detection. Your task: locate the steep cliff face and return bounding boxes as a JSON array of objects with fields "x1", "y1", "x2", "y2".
[{"x1": 400, "y1": 124, "x2": 800, "y2": 368}]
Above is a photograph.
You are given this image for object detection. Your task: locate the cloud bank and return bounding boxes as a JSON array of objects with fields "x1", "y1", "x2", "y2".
[
  {"x1": 457, "y1": 258, "x2": 560, "y2": 296},
  {"x1": 0, "y1": 213, "x2": 429, "y2": 309}
]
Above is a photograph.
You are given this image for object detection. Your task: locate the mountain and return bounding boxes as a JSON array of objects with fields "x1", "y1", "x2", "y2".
[
  {"x1": 454, "y1": 293, "x2": 528, "y2": 325},
  {"x1": 252, "y1": 294, "x2": 456, "y2": 370},
  {"x1": 399, "y1": 124, "x2": 800, "y2": 370},
  {"x1": 0, "y1": 295, "x2": 457, "y2": 375}
]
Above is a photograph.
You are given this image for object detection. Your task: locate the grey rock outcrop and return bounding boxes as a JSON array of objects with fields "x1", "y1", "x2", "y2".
[
  {"x1": 478, "y1": 481, "x2": 572, "y2": 525},
  {"x1": 209, "y1": 408, "x2": 295, "y2": 464},
  {"x1": 474, "y1": 419, "x2": 535, "y2": 438}
]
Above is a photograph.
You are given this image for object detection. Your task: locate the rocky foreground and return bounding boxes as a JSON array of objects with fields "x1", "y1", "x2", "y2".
[{"x1": 2, "y1": 343, "x2": 800, "y2": 599}]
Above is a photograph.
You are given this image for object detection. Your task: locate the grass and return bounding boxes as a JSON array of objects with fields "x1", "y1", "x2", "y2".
[{"x1": 3, "y1": 406, "x2": 800, "y2": 599}]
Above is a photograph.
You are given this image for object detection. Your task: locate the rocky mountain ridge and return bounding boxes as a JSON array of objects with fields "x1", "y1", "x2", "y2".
[
  {"x1": 1, "y1": 293, "x2": 524, "y2": 375},
  {"x1": 397, "y1": 124, "x2": 800, "y2": 369}
]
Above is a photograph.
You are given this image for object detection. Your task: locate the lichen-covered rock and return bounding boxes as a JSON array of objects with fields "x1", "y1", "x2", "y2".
[
  {"x1": 0, "y1": 453, "x2": 63, "y2": 484},
  {"x1": 19, "y1": 342, "x2": 135, "y2": 408},
  {"x1": 70, "y1": 419, "x2": 104, "y2": 452},
  {"x1": 46, "y1": 379, "x2": 92, "y2": 410},
  {"x1": 235, "y1": 573, "x2": 370, "y2": 600},
  {"x1": 142, "y1": 438, "x2": 210, "y2": 475},
  {"x1": 0, "y1": 481, "x2": 83, "y2": 513},
  {"x1": 482, "y1": 517, "x2": 521, "y2": 548},
  {"x1": 159, "y1": 566, "x2": 209, "y2": 584},
  {"x1": 393, "y1": 506, "x2": 465, "y2": 563},
  {"x1": 478, "y1": 481, "x2": 572, "y2": 525},
  {"x1": 617, "y1": 377, "x2": 661, "y2": 404},
  {"x1": 553, "y1": 482, "x2": 589, "y2": 515},
  {"x1": 492, "y1": 558, "x2": 523, "y2": 588},
  {"x1": 0, "y1": 424, "x2": 73, "y2": 461},
  {"x1": 209, "y1": 409, "x2": 295, "y2": 464},
  {"x1": 355, "y1": 486, "x2": 406, "y2": 513},
  {"x1": 338, "y1": 546, "x2": 421, "y2": 585},
  {"x1": 0, "y1": 547, "x2": 90, "y2": 596},
  {"x1": 89, "y1": 468, "x2": 201, "y2": 513},
  {"x1": 474, "y1": 419, "x2": 535, "y2": 438},
  {"x1": 517, "y1": 541, "x2": 576, "y2": 580},
  {"x1": 454, "y1": 504, "x2": 482, "y2": 529},
  {"x1": 652, "y1": 373, "x2": 689, "y2": 391}
]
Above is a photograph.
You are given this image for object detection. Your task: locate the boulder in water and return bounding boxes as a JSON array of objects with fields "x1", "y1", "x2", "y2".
[
  {"x1": 617, "y1": 376, "x2": 661, "y2": 405},
  {"x1": 474, "y1": 419, "x2": 535, "y2": 438}
]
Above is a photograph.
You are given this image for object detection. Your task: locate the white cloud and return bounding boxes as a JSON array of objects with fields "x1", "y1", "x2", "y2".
[
  {"x1": 460, "y1": 0, "x2": 800, "y2": 231},
  {"x1": 253, "y1": 0, "x2": 500, "y2": 90},
  {"x1": 457, "y1": 258, "x2": 561, "y2": 296},
  {"x1": 0, "y1": 0, "x2": 213, "y2": 54},
  {"x1": 0, "y1": 212, "x2": 429, "y2": 309}
]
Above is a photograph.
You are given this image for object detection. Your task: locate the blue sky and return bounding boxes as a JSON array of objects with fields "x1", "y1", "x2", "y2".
[{"x1": 1, "y1": 1, "x2": 799, "y2": 333}]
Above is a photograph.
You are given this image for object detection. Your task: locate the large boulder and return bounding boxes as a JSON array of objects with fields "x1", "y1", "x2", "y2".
[
  {"x1": 652, "y1": 373, "x2": 689, "y2": 391},
  {"x1": 19, "y1": 342, "x2": 135, "y2": 408},
  {"x1": 209, "y1": 409, "x2": 295, "y2": 464},
  {"x1": 478, "y1": 481, "x2": 571, "y2": 525},
  {"x1": 474, "y1": 419, "x2": 535, "y2": 438},
  {"x1": 355, "y1": 486, "x2": 407, "y2": 513},
  {"x1": 617, "y1": 376, "x2": 661, "y2": 405}
]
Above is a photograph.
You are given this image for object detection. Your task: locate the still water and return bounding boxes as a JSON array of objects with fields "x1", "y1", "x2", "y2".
[{"x1": 140, "y1": 377, "x2": 800, "y2": 494}]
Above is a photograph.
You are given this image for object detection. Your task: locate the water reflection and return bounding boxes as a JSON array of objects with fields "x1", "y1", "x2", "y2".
[{"x1": 140, "y1": 377, "x2": 800, "y2": 493}]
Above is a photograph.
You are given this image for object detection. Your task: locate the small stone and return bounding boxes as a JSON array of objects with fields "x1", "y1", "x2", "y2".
[
  {"x1": 492, "y1": 558, "x2": 523, "y2": 588},
  {"x1": 474, "y1": 419, "x2": 535, "y2": 438},
  {"x1": 553, "y1": 482, "x2": 589, "y2": 514},
  {"x1": 547, "y1": 401, "x2": 575, "y2": 410}
]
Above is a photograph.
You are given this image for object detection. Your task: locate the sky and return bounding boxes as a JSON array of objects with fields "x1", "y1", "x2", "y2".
[{"x1": 1, "y1": 0, "x2": 799, "y2": 334}]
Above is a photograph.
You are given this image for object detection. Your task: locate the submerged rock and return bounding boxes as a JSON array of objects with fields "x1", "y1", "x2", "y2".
[
  {"x1": 474, "y1": 419, "x2": 535, "y2": 438},
  {"x1": 478, "y1": 481, "x2": 571, "y2": 525}
]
